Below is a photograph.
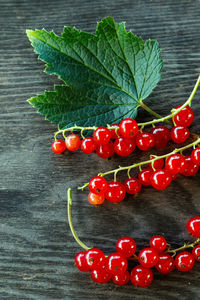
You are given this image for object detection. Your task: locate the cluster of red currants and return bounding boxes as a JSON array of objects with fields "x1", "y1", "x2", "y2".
[{"x1": 74, "y1": 216, "x2": 200, "y2": 287}]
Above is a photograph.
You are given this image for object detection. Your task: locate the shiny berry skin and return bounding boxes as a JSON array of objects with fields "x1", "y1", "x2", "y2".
[
  {"x1": 51, "y1": 140, "x2": 66, "y2": 154},
  {"x1": 124, "y1": 178, "x2": 141, "y2": 195},
  {"x1": 130, "y1": 266, "x2": 153, "y2": 288},
  {"x1": 112, "y1": 270, "x2": 130, "y2": 285},
  {"x1": 192, "y1": 245, "x2": 200, "y2": 262},
  {"x1": 96, "y1": 141, "x2": 114, "y2": 159},
  {"x1": 151, "y1": 170, "x2": 172, "y2": 191},
  {"x1": 109, "y1": 124, "x2": 120, "y2": 139},
  {"x1": 165, "y1": 154, "x2": 185, "y2": 175},
  {"x1": 65, "y1": 134, "x2": 81, "y2": 151},
  {"x1": 180, "y1": 156, "x2": 199, "y2": 176},
  {"x1": 114, "y1": 137, "x2": 135, "y2": 157},
  {"x1": 151, "y1": 126, "x2": 171, "y2": 149},
  {"x1": 105, "y1": 181, "x2": 126, "y2": 203},
  {"x1": 136, "y1": 132, "x2": 155, "y2": 151},
  {"x1": 74, "y1": 251, "x2": 90, "y2": 272},
  {"x1": 138, "y1": 247, "x2": 159, "y2": 268},
  {"x1": 138, "y1": 168, "x2": 153, "y2": 186},
  {"x1": 119, "y1": 118, "x2": 138, "y2": 138},
  {"x1": 187, "y1": 216, "x2": 200, "y2": 238},
  {"x1": 173, "y1": 105, "x2": 194, "y2": 127},
  {"x1": 175, "y1": 251, "x2": 195, "y2": 272},
  {"x1": 89, "y1": 176, "x2": 108, "y2": 194},
  {"x1": 91, "y1": 266, "x2": 111, "y2": 283},
  {"x1": 93, "y1": 127, "x2": 111, "y2": 145},
  {"x1": 107, "y1": 252, "x2": 128, "y2": 275},
  {"x1": 150, "y1": 235, "x2": 167, "y2": 253},
  {"x1": 116, "y1": 237, "x2": 137, "y2": 258},
  {"x1": 148, "y1": 158, "x2": 164, "y2": 170},
  {"x1": 88, "y1": 192, "x2": 105, "y2": 205},
  {"x1": 156, "y1": 254, "x2": 175, "y2": 274},
  {"x1": 171, "y1": 126, "x2": 190, "y2": 144},
  {"x1": 80, "y1": 137, "x2": 96, "y2": 154},
  {"x1": 85, "y1": 248, "x2": 105, "y2": 270},
  {"x1": 191, "y1": 147, "x2": 200, "y2": 165}
]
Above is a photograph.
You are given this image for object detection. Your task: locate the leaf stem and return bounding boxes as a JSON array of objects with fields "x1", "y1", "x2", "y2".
[{"x1": 139, "y1": 100, "x2": 171, "y2": 125}]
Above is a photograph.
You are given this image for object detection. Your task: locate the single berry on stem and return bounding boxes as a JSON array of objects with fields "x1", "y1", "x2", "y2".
[
  {"x1": 138, "y1": 168, "x2": 153, "y2": 186},
  {"x1": 105, "y1": 181, "x2": 126, "y2": 203},
  {"x1": 93, "y1": 127, "x2": 111, "y2": 145},
  {"x1": 187, "y1": 216, "x2": 200, "y2": 237},
  {"x1": 180, "y1": 156, "x2": 199, "y2": 176},
  {"x1": 116, "y1": 236, "x2": 137, "y2": 257},
  {"x1": 171, "y1": 126, "x2": 190, "y2": 144},
  {"x1": 130, "y1": 266, "x2": 153, "y2": 288},
  {"x1": 151, "y1": 170, "x2": 172, "y2": 191},
  {"x1": 91, "y1": 266, "x2": 111, "y2": 283},
  {"x1": 148, "y1": 158, "x2": 164, "y2": 170},
  {"x1": 51, "y1": 140, "x2": 66, "y2": 154},
  {"x1": 114, "y1": 137, "x2": 135, "y2": 157},
  {"x1": 119, "y1": 118, "x2": 138, "y2": 138},
  {"x1": 89, "y1": 176, "x2": 108, "y2": 194},
  {"x1": 191, "y1": 147, "x2": 200, "y2": 166},
  {"x1": 150, "y1": 235, "x2": 167, "y2": 253},
  {"x1": 173, "y1": 105, "x2": 194, "y2": 127},
  {"x1": 165, "y1": 154, "x2": 185, "y2": 175},
  {"x1": 124, "y1": 178, "x2": 141, "y2": 195},
  {"x1": 112, "y1": 270, "x2": 130, "y2": 285},
  {"x1": 85, "y1": 248, "x2": 105, "y2": 270},
  {"x1": 136, "y1": 132, "x2": 155, "y2": 151},
  {"x1": 74, "y1": 251, "x2": 90, "y2": 272},
  {"x1": 88, "y1": 192, "x2": 105, "y2": 205},
  {"x1": 138, "y1": 247, "x2": 159, "y2": 268},
  {"x1": 192, "y1": 245, "x2": 200, "y2": 262},
  {"x1": 107, "y1": 252, "x2": 128, "y2": 276},
  {"x1": 150, "y1": 126, "x2": 171, "y2": 149},
  {"x1": 155, "y1": 254, "x2": 175, "y2": 274},
  {"x1": 80, "y1": 137, "x2": 96, "y2": 154},
  {"x1": 175, "y1": 251, "x2": 195, "y2": 272},
  {"x1": 96, "y1": 141, "x2": 114, "y2": 159},
  {"x1": 65, "y1": 134, "x2": 81, "y2": 151}
]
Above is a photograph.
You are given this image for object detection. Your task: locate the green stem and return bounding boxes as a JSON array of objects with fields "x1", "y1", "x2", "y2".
[
  {"x1": 167, "y1": 238, "x2": 200, "y2": 257},
  {"x1": 139, "y1": 101, "x2": 171, "y2": 125}
]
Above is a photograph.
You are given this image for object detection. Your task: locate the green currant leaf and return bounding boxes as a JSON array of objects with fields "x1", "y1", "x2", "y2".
[{"x1": 26, "y1": 17, "x2": 162, "y2": 129}]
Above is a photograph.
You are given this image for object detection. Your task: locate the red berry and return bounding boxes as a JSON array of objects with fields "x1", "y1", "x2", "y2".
[
  {"x1": 130, "y1": 266, "x2": 153, "y2": 288},
  {"x1": 150, "y1": 126, "x2": 171, "y2": 149},
  {"x1": 114, "y1": 137, "x2": 135, "y2": 157},
  {"x1": 89, "y1": 176, "x2": 108, "y2": 194},
  {"x1": 165, "y1": 154, "x2": 185, "y2": 175},
  {"x1": 85, "y1": 248, "x2": 105, "y2": 270},
  {"x1": 171, "y1": 126, "x2": 190, "y2": 144},
  {"x1": 93, "y1": 127, "x2": 111, "y2": 145},
  {"x1": 124, "y1": 178, "x2": 141, "y2": 195},
  {"x1": 173, "y1": 105, "x2": 194, "y2": 127},
  {"x1": 116, "y1": 237, "x2": 137, "y2": 258},
  {"x1": 187, "y1": 216, "x2": 200, "y2": 238},
  {"x1": 192, "y1": 245, "x2": 200, "y2": 262},
  {"x1": 119, "y1": 118, "x2": 138, "y2": 138},
  {"x1": 107, "y1": 252, "x2": 127, "y2": 275},
  {"x1": 138, "y1": 168, "x2": 153, "y2": 186},
  {"x1": 138, "y1": 247, "x2": 159, "y2": 268},
  {"x1": 191, "y1": 147, "x2": 200, "y2": 166},
  {"x1": 65, "y1": 134, "x2": 81, "y2": 151},
  {"x1": 136, "y1": 132, "x2": 155, "y2": 151},
  {"x1": 74, "y1": 251, "x2": 90, "y2": 272},
  {"x1": 175, "y1": 251, "x2": 195, "y2": 272},
  {"x1": 151, "y1": 169, "x2": 172, "y2": 191},
  {"x1": 80, "y1": 137, "x2": 96, "y2": 154},
  {"x1": 109, "y1": 124, "x2": 120, "y2": 139},
  {"x1": 148, "y1": 158, "x2": 164, "y2": 170},
  {"x1": 150, "y1": 235, "x2": 167, "y2": 253},
  {"x1": 91, "y1": 266, "x2": 111, "y2": 283},
  {"x1": 112, "y1": 270, "x2": 130, "y2": 285},
  {"x1": 180, "y1": 156, "x2": 199, "y2": 176},
  {"x1": 105, "y1": 181, "x2": 126, "y2": 203},
  {"x1": 51, "y1": 140, "x2": 66, "y2": 154},
  {"x1": 156, "y1": 254, "x2": 175, "y2": 274},
  {"x1": 96, "y1": 141, "x2": 114, "y2": 159},
  {"x1": 88, "y1": 192, "x2": 105, "y2": 205}
]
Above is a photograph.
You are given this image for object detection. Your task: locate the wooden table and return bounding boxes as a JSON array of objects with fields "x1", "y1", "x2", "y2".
[{"x1": 1, "y1": 0, "x2": 200, "y2": 299}]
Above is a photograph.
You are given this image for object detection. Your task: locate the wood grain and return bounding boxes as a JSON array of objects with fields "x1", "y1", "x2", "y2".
[{"x1": 0, "y1": 0, "x2": 200, "y2": 299}]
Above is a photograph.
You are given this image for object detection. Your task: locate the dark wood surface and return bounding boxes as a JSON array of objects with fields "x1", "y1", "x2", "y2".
[{"x1": 1, "y1": 0, "x2": 200, "y2": 299}]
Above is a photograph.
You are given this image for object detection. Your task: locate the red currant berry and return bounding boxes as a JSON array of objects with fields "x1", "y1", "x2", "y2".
[
  {"x1": 124, "y1": 178, "x2": 141, "y2": 195},
  {"x1": 93, "y1": 127, "x2": 111, "y2": 145},
  {"x1": 192, "y1": 245, "x2": 200, "y2": 262},
  {"x1": 112, "y1": 270, "x2": 130, "y2": 285},
  {"x1": 88, "y1": 192, "x2": 105, "y2": 205},
  {"x1": 138, "y1": 247, "x2": 159, "y2": 268},
  {"x1": 109, "y1": 124, "x2": 120, "y2": 139},
  {"x1": 91, "y1": 266, "x2": 111, "y2": 283},
  {"x1": 107, "y1": 252, "x2": 127, "y2": 275},
  {"x1": 136, "y1": 132, "x2": 155, "y2": 151},
  {"x1": 130, "y1": 266, "x2": 153, "y2": 288},
  {"x1": 51, "y1": 140, "x2": 66, "y2": 154},
  {"x1": 175, "y1": 251, "x2": 195, "y2": 272},
  {"x1": 105, "y1": 181, "x2": 126, "y2": 203},
  {"x1": 148, "y1": 158, "x2": 164, "y2": 170},
  {"x1": 80, "y1": 137, "x2": 96, "y2": 154},
  {"x1": 114, "y1": 137, "x2": 135, "y2": 157},
  {"x1": 138, "y1": 168, "x2": 153, "y2": 186},
  {"x1": 151, "y1": 170, "x2": 172, "y2": 191},
  {"x1": 155, "y1": 254, "x2": 175, "y2": 274},
  {"x1": 85, "y1": 248, "x2": 105, "y2": 270},
  {"x1": 74, "y1": 251, "x2": 90, "y2": 272},
  {"x1": 191, "y1": 147, "x2": 200, "y2": 166},
  {"x1": 89, "y1": 176, "x2": 108, "y2": 194},
  {"x1": 187, "y1": 216, "x2": 200, "y2": 238},
  {"x1": 173, "y1": 105, "x2": 194, "y2": 127},
  {"x1": 119, "y1": 118, "x2": 138, "y2": 138},
  {"x1": 165, "y1": 154, "x2": 185, "y2": 175},
  {"x1": 150, "y1": 126, "x2": 171, "y2": 149},
  {"x1": 96, "y1": 141, "x2": 114, "y2": 159},
  {"x1": 116, "y1": 237, "x2": 137, "y2": 258},
  {"x1": 171, "y1": 126, "x2": 190, "y2": 144},
  {"x1": 180, "y1": 156, "x2": 199, "y2": 176},
  {"x1": 150, "y1": 235, "x2": 167, "y2": 253},
  {"x1": 65, "y1": 134, "x2": 81, "y2": 151}
]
